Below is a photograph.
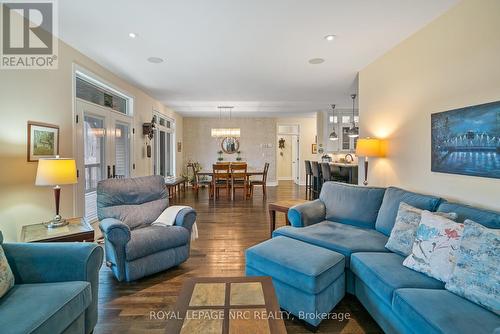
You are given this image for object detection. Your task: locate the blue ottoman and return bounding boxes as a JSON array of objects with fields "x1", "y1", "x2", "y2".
[{"x1": 245, "y1": 236, "x2": 345, "y2": 327}]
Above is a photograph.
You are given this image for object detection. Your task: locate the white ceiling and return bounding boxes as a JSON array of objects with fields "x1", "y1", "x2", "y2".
[{"x1": 58, "y1": 0, "x2": 458, "y2": 117}]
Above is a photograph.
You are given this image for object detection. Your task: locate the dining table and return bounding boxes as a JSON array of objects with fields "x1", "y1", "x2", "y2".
[{"x1": 197, "y1": 170, "x2": 265, "y2": 178}]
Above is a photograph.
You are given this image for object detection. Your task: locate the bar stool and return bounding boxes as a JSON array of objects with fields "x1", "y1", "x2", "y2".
[
  {"x1": 304, "y1": 160, "x2": 313, "y2": 199},
  {"x1": 311, "y1": 161, "x2": 322, "y2": 199},
  {"x1": 320, "y1": 163, "x2": 332, "y2": 183}
]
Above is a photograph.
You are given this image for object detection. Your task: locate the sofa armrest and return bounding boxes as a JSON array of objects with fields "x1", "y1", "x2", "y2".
[
  {"x1": 174, "y1": 207, "x2": 197, "y2": 232},
  {"x1": 99, "y1": 218, "x2": 131, "y2": 246},
  {"x1": 287, "y1": 199, "x2": 326, "y2": 227}
]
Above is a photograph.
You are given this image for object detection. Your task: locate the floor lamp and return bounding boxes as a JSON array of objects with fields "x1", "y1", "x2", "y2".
[{"x1": 356, "y1": 138, "x2": 384, "y2": 186}]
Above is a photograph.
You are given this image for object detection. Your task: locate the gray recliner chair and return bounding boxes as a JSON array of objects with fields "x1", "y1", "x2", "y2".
[{"x1": 97, "y1": 175, "x2": 196, "y2": 282}]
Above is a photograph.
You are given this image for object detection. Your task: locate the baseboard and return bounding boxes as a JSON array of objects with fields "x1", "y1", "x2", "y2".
[
  {"x1": 266, "y1": 181, "x2": 278, "y2": 187},
  {"x1": 277, "y1": 177, "x2": 292, "y2": 181}
]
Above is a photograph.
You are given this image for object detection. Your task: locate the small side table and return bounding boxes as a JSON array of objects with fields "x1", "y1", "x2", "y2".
[
  {"x1": 21, "y1": 217, "x2": 95, "y2": 243},
  {"x1": 268, "y1": 199, "x2": 309, "y2": 237}
]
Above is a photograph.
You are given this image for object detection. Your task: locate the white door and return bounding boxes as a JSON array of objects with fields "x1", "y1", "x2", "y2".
[
  {"x1": 75, "y1": 100, "x2": 133, "y2": 222},
  {"x1": 291, "y1": 135, "x2": 300, "y2": 185}
]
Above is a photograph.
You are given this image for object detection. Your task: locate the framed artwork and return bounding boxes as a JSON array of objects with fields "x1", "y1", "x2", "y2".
[
  {"x1": 311, "y1": 143, "x2": 317, "y2": 154},
  {"x1": 27, "y1": 121, "x2": 60, "y2": 162},
  {"x1": 431, "y1": 101, "x2": 499, "y2": 179},
  {"x1": 177, "y1": 141, "x2": 182, "y2": 153}
]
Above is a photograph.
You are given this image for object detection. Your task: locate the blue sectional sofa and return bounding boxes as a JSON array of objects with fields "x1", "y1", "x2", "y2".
[
  {"x1": 0, "y1": 232, "x2": 103, "y2": 334},
  {"x1": 253, "y1": 182, "x2": 500, "y2": 333}
]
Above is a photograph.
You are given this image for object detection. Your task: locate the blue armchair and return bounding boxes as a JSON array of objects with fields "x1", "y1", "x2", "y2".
[
  {"x1": 97, "y1": 175, "x2": 196, "y2": 282},
  {"x1": 0, "y1": 232, "x2": 103, "y2": 334}
]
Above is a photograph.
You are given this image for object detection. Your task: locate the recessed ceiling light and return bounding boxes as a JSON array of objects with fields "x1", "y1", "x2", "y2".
[
  {"x1": 128, "y1": 32, "x2": 137, "y2": 39},
  {"x1": 147, "y1": 57, "x2": 164, "y2": 64},
  {"x1": 324, "y1": 34, "x2": 336, "y2": 41},
  {"x1": 308, "y1": 58, "x2": 325, "y2": 65}
]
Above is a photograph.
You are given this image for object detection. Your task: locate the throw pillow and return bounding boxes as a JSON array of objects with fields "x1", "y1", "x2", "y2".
[
  {"x1": 403, "y1": 211, "x2": 464, "y2": 282},
  {"x1": 0, "y1": 245, "x2": 14, "y2": 298},
  {"x1": 385, "y1": 202, "x2": 457, "y2": 256},
  {"x1": 445, "y1": 220, "x2": 499, "y2": 315}
]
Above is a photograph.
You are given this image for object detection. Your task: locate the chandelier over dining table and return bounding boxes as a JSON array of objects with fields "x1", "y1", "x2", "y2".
[{"x1": 211, "y1": 106, "x2": 241, "y2": 138}]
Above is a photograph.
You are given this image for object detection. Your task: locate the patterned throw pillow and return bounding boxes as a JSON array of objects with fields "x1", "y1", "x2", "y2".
[
  {"x1": 0, "y1": 245, "x2": 14, "y2": 298},
  {"x1": 446, "y1": 220, "x2": 500, "y2": 314},
  {"x1": 403, "y1": 211, "x2": 464, "y2": 282},
  {"x1": 385, "y1": 202, "x2": 457, "y2": 256}
]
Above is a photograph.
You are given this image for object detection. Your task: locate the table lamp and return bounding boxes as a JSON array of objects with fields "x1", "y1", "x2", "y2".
[
  {"x1": 355, "y1": 138, "x2": 384, "y2": 186},
  {"x1": 35, "y1": 157, "x2": 77, "y2": 228}
]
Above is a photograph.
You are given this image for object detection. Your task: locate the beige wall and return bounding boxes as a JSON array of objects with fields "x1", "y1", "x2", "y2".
[
  {"x1": 183, "y1": 118, "x2": 277, "y2": 183},
  {"x1": 359, "y1": 0, "x2": 500, "y2": 210},
  {"x1": 276, "y1": 117, "x2": 317, "y2": 185},
  {"x1": 0, "y1": 40, "x2": 183, "y2": 241}
]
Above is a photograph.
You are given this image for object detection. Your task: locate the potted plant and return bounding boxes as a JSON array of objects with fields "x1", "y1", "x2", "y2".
[
  {"x1": 236, "y1": 151, "x2": 242, "y2": 161},
  {"x1": 217, "y1": 150, "x2": 224, "y2": 161}
]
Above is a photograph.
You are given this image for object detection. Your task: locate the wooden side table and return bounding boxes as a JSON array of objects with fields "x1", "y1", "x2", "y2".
[
  {"x1": 21, "y1": 217, "x2": 95, "y2": 243},
  {"x1": 268, "y1": 199, "x2": 309, "y2": 237}
]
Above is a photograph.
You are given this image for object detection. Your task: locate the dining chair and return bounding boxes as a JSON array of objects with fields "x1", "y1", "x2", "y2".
[
  {"x1": 250, "y1": 162, "x2": 270, "y2": 198},
  {"x1": 212, "y1": 164, "x2": 231, "y2": 199},
  {"x1": 230, "y1": 163, "x2": 249, "y2": 200},
  {"x1": 304, "y1": 160, "x2": 313, "y2": 199}
]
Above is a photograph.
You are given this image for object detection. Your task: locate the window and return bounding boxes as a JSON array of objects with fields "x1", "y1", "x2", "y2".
[
  {"x1": 153, "y1": 113, "x2": 175, "y2": 177},
  {"x1": 342, "y1": 116, "x2": 351, "y2": 124},
  {"x1": 76, "y1": 77, "x2": 130, "y2": 115},
  {"x1": 329, "y1": 116, "x2": 338, "y2": 124}
]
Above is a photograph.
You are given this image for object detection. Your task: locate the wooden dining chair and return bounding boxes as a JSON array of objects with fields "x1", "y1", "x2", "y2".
[
  {"x1": 189, "y1": 162, "x2": 212, "y2": 196},
  {"x1": 230, "y1": 163, "x2": 249, "y2": 200},
  {"x1": 212, "y1": 164, "x2": 231, "y2": 200},
  {"x1": 250, "y1": 162, "x2": 270, "y2": 198}
]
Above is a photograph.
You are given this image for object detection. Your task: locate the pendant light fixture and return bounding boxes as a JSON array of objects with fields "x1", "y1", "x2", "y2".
[
  {"x1": 211, "y1": 106, "x2": 240, "y2": 138},
  {"x1": 347, "y1": 94, "x2": 359, "y2": 138},
  {"x1": 329, "y1": 104, "x2": 338, "y2": 141}
]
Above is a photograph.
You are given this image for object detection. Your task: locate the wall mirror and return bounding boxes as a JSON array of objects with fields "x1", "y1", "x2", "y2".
[{"x1": 221, "y1": 137, "x2": 240, "y2": 154}]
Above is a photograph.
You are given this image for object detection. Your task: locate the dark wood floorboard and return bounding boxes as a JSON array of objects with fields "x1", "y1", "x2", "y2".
[{"x1": 95, "y1": 181, "x2": 383, "y2": 334}]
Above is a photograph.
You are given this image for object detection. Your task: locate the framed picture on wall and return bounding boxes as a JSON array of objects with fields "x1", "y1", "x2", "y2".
[
  {"x1": 311, "y1": 143, "x2": 317, "y2": 154},
  {"x1": 177, "y1": 141, "x2": 182, "y2": 153},
  {"x1": 27, "y1": 121, "x2": 60, "y2": 162}
]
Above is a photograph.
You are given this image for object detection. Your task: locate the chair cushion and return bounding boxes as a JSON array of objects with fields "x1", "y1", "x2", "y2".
[
  {"x1": 246, "y1": 236, "x2": 344, "y2": 294},
  {"x1": 437, "y1": 201, "x2": 500, "y2": 227},
  {"x1": 351, "y1": 252, "x2": 444, "y2": 305},
  {"x1": 0, "y1": 281, "x2": 91, "y2": 334},
  {"x1": 319, "y1": 182, "x2": 386, "y2": 229},
  {"x1": 126, "y1": 225, "x2": 190, "y2": 261},
  {"x1": 375, "y1": 187, "x2": 442, "y2": 236},
  {"x1": 393, "y1": 288, "x2": 500, "y2": 334},
  {"x1": 273, "y1": 221, "x2": 389, "y2": 266}
]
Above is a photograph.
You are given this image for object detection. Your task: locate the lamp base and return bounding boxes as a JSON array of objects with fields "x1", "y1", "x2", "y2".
[{"x1": 46, "y1": 215, "x2": 69, "y2": 228}]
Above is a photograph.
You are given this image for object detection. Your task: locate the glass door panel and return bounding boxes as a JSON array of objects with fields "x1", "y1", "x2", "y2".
[{"x1": 114, "y1": 122, "x2": 130, "y2": 178}]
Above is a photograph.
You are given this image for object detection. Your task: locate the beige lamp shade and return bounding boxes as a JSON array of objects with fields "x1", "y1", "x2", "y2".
[
  {"x1": 35, "y1": 158, "x2": 77, "y2": 186},
  {"x1": 356, "y1": 138, "x2": 385, "y2": 157}
]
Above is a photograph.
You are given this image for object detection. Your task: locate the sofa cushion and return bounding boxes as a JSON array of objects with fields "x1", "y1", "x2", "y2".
[
  {"x1": 0, "y1": 244, "x2": 14, "y2": 298},
  {"x1": 246, "y1": 236, "x2": 344, "y2": 294},
  {"x1": 375, "y1": 187, "x2": 442, "y2": 236},
  {"x1": 351, "y1": 252, "x2": 444, "y2": 306},
  {"x1": 437, "y1": 201, "x2": 500, "y2": 228},
  {"x1": 319, "y1": 182, "x2": 386, "y2": 229},
  {"x1": 0, "y1": 281, "x2": 91, "y2": 334},
  {"x1": 126, "y1": 225, "x2": 190, "y2": 261},
  {"x1": 273, "y1": 221, "x2": 389, "y2": 266},
  {"x1": 393, "y1": 288, "x2": 500, "y2": 334}
]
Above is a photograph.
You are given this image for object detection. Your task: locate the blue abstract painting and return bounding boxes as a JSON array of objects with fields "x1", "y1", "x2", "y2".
[{"x1": 431, "y1": 101, "x2": 500, "y2": 179}]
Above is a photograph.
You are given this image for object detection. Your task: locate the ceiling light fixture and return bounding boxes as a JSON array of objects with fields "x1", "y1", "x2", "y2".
[
  {"x1": 329, "y1": 104, "x2": 338, "y2": 141},
  {"x1": 147, "y1": 57, "x2": 164, "y2": 64},
  {"x1": 308, "y1": 58, "x2": 325, "y2": 65},
  {"x1": 347, "y1": 94, "x2": 359, "y2": 138},
  {"x1": 324, "y1": 34, "x2": 336, "y2": 41},
  {"x1": 128, "y1": 32, "x2": 137, "y2": 39}
]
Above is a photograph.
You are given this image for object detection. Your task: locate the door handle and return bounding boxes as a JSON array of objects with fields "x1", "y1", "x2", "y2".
[
  {"x1": 112, "y1": 165, "x2": 116, "y2": 178},
  {"x1": 107, "y1": 165, "x2": 111, "y2": 179}
]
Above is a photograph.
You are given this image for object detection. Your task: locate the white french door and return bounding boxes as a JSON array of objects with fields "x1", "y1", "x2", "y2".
[{"x1": 75, "y1": 99, "x2": 133, "y2": 222}]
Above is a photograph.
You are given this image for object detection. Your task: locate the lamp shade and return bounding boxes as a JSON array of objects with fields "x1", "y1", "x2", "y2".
[
  {"x1": 356, "y1": 138, "x2": 384, "y2": 157},
  {"x1": 35, "y1": 158, "x2": 77, "y2": 186}
]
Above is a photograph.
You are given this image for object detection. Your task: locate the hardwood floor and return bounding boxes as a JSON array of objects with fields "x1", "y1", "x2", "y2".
[{"x1": 95, "y1": 181, "x2": 382, "y2": 334}]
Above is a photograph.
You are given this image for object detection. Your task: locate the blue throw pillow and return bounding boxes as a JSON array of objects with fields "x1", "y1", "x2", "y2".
[{"x1": 445, "y1": 220, "x2": 500, "y2": 315}]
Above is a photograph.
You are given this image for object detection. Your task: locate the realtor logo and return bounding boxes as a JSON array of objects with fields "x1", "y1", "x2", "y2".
[{"x1": 1, "y1": 0, "x2": 58, "y2": 69}]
